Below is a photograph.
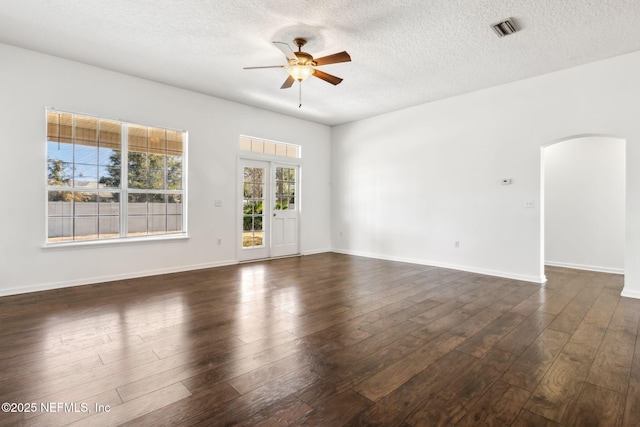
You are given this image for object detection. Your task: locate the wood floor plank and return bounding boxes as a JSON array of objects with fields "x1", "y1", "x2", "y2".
[
  {"x1": 539, "y1": 289, "x2": 579, "y2": 316},
  {"x1": 294, "y1": 333, "x2": 426, "y2": 407},
  {"x1": 546, "y1": 295, "x2": 593, "y2": 334},
  {"x1": 181, "y1": 365, "x2": 318, "y2": 425},
  {"x1": 117, "y1": 335, "x2": 305, "y2": 402},
  {"x1": 422, "y1": 281, "x2": 482, "y2": 303},
  {"x1": 511, "y1": 409, "x2": 564, "y2": 427},
  {"x1": 0, "y1": 332, "x2": 142, "y2": 387},
  {"x1": 563, "y1": 382, "x2": 625, "y2": 427},
  {"x1": 245, "y1": 394, "x2": 313, "y2": 426},
  {"x1": 0, "y1": 354, "x2": 103, "y2": 389},
  {"x1": 402, "y1": 350, "x2": 508, "y2": 425},
  {"x1": 587, "y1": 327, "x2": 636, "y2": 395},
  {"x1": 455, "y1": 380, "x2": 530, "y2": 427},
  {"x1": 587, "y1": 298, "x2": 640, "y2": 395},
  {"x1": 407, "y1": 299, "x2": 463, "y2": 326},
  {"x1": 623, "y1": 321, "x2": 640, "y2": 427},
  {"x1": 524, "y1": 341, "x2": 598, "y2": 424},
  {"x1": 354, "y1": 333, "x2": 465, "y2": 401},
  {"x1": 119, "y1": 382, "x2": 240, "y2": 426},
  {"x1": 569, "y1": 292, "x2": 619, "y2": 348},
  {"x1": 495, "y1": 310, "x2": 556, "y2": 356},
  {"x1": 501, "y1": 328, "x2": 570, "y2": 392},
  {"x1": 447, "y1": 305, "x2": 509, "y2": 339},
  {"x1": 359, "y1": 298, "x2": 442, "y2": 334},
  {"x1": 332, "y1": 319, "x2": 423, "y2": 362},
  {"x1": 466, "y1": 283, "x2": 519, "y2": 308},
  {"x1": 409, "y1": 302, "x2": 484, "y2": 342},
  {"x1": 24, "y1": 389, "x2": 122, "y2": 427},
  {"x1": 68, "y1": 382, "x2": 191, "y2": 426},
  {"x1": 289, "y1": 389, "x2": 371, "y2": 426},
  {"x1": 0, "y1": 255, "x2": 633, "y2": 427},
  {"x1": 455, "y1": 311, "x2": 526, "y2": 358},
  {"x1": 347, "y1": 350, "x2": 476, "y2": 426},
  {"x1": 0, "y1": 350, "x2": 159, "y2": 404},
  {"x1": 227, "y1": 350, "x2": 316, "y2": 395},
  {"x1": 450, "y1": 279, "x2": 511, "y2": 305},
  {"x1": 509, "y1": 297, "x2": 544, "y2": 317}
]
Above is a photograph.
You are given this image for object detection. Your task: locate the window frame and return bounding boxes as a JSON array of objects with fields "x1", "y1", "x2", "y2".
[{"x1": 44, "y1": 108, "x2": 188, "y2": 247}]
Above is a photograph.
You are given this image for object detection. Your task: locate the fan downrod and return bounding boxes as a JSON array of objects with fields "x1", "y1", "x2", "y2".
[{"x1": 293, "y1": 38, "x2": 307, "y2": 51}]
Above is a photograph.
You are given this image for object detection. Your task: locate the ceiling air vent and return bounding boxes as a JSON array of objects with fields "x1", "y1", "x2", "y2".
[{"x1": 492, "y1": 18, "x2": 518, "y2": 37}]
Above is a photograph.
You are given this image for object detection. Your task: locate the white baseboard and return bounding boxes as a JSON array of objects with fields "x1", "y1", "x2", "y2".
[
  {"x1": 0, "y1": 259, "x2": 238, "y2": 297},
  {"x1": 621, "y1": 288, "x2": 640, "y2": 300},
  {"x1": 331, "y1": 249, "x2": 546, "y2": 284},
  {"x1": 302, "y1": 248, "x2": 332, "y2": 256},
  {"x1": 544, "y1": 261, "x2": 624, "y2": 275}
]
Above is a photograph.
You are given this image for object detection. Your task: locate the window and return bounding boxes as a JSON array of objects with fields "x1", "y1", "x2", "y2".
[
  {"x1": 46, "y1": 110, "x2": 186, "y2": 243},
  {"x1": 239, "y1": 136, "x2": 300, "y2": 158}
]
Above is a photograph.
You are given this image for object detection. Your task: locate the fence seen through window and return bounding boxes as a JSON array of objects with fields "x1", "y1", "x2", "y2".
[{"x1": 46, "y1": 110, "x2": 186, "y2": 243}]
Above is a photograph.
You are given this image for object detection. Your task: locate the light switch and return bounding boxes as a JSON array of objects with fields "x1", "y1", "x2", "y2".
[{"x1": 215, "y1": 200, "x2": 222, "y2": 207}]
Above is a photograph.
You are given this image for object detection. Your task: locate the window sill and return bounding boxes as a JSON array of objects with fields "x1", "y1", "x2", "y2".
[{"x1": 42, "y1": 233, "x2": 189, "y2": 250}]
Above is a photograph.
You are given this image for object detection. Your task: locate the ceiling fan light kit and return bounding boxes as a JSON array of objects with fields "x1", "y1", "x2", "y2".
[
  {"x1": 244, "y1": 37, "x2": 351, "y2": 108},
  {"x1": 287, "y1": 64, "x2": 314, "y2": 81}
]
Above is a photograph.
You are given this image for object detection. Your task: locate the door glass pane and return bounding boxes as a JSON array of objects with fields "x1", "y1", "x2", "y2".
[
  {"x1": 253, "y1": 231, "x2": 264, "y2": 246},
  {"x1": 274, "y1": 167, "x2": 296, "y2": 210},
  {"x1": 243, "y1": 166, "x2": 265, "y2": 248},
  {"x1": 275, "y1": 167, "x2": 296, "y2": 211}
]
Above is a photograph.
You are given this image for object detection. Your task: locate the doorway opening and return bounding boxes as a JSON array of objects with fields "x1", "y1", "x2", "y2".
[{"x1": 541, "y1": 135, "x2": 626, "y2": 278}]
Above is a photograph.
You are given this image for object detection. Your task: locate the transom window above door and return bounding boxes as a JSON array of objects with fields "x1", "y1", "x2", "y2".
[{"x1": 239, "y1": 136, "x2": 300, "y2": 159}]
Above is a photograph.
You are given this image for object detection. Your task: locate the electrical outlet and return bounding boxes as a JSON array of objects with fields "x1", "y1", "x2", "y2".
[
  {"x1": 455, "y1": 241, "x2": 460, "y2": 248},
  {"x1": 524, "y1": 200, "x2": 535, "y2": 208}
]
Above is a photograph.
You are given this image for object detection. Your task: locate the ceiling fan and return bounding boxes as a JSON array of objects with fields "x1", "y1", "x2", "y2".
[{"x1": 243, "y1": 38, "x2": 351, "y2": 107}]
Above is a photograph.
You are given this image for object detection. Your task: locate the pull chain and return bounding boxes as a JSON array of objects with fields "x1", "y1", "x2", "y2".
[{"x1": 298, "y1": 82, "x2": 302, "y2": 108}]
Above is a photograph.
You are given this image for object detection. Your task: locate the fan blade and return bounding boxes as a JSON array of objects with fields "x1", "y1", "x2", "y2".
[
  {"x1": 312, "y1": 69, "x2": 343, "y2": 85},
  {"x1": 273, "y1": 41, "x2": 296, "y2": 60},
  {"x1": 314, "y1": 51, "x2": 351, "y2": 66},
  {"x1": 280, "y1": 75, "x2": 295, "y2": 89},
  {"x1": 243, "y1": 65, "x2": 286, "y2": 69}
]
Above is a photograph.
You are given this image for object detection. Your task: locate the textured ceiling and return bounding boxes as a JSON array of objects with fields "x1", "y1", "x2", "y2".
[{"x1": 1, "y1": 0, "x2": 640, "y2": 126}]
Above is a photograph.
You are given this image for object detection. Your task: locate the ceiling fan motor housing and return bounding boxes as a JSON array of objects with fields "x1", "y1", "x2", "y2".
[
  {"x1": 292, "y1": 51, "x2": 315, "y2": 66},
  {"x1": 291, "y1": 39, "x2": 315, "y2": 65}
]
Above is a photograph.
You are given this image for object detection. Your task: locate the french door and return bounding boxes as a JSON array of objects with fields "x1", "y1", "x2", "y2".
[{"x1": 238, "y1": 159, "x2": 299, "y2": 262}]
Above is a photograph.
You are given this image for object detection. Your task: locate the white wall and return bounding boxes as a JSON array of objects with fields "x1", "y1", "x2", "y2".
[
  {"x1": 3, "y1": 41, "x2": 640, "y2": 300},
  {"x1": 544, "y1": 137, "x2": 625, "y2": 273},
  {"x1": 331, "y1": 50, "x2": 640, "y2": 298},
  {"x1": 0, "y1": 43, "x2": 331, "y2": 296}
]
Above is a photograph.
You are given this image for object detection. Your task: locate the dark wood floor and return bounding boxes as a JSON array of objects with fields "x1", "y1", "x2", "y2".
[{"x1": 1, "y1": 253, "x2": 639, "y2": 426}]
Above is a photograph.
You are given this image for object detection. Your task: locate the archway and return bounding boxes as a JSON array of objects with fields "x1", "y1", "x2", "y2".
[{"x1": 541, "y1": 135, "x2": 626, "y2": 280}]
